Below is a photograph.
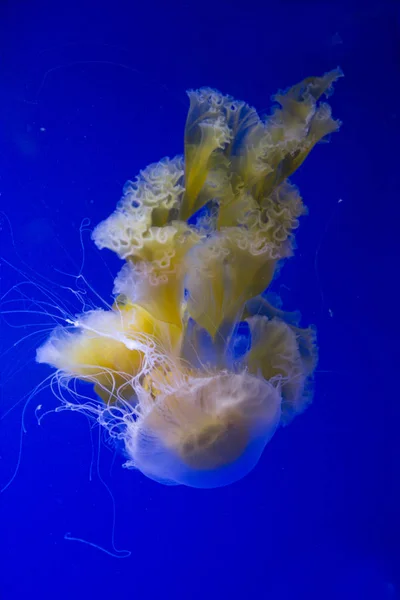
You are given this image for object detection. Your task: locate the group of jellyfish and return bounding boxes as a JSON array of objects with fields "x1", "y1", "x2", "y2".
[{"x1": 36, "y1": 68, "x2": 343, "y2": 488}]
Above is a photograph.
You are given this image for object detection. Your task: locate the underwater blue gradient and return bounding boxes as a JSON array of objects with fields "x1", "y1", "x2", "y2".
[{"x1": 0, "y1": 1, "x2": 398, "y2": 598}]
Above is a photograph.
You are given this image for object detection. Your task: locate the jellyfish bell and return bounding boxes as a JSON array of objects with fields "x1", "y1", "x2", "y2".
[
  {"x1": 13, "y1": 69, "x2": 341, "y2": 491},
  {"x1": 124, "y1": 370, "x2": 282, "y2": 488}
]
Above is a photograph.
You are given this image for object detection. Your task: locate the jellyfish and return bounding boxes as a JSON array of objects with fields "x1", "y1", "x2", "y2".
[{"x1": 36, "y1": 68, "x2": 343, "y2": 488}]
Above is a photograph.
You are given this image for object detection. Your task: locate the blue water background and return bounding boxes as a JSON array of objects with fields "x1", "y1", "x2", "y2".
[{"x1": 0, "y1": 1, "x2": 398, "y2": 598}]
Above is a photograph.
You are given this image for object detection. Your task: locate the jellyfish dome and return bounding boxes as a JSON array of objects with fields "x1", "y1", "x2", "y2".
[
  {"x1": 126, "y1": 370, "x2": 281, "y2": 488},
  {"x1": 37, "y1": 68, "x2": 342, "y2": 487}
]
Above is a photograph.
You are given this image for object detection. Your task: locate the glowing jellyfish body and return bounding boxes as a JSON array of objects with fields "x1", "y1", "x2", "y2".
[
  {"x1": 37, "y1": 69, "x2": 342, "y2": 487},
  {"x1": 126, "y1": 371, "x2": 281, "y2": 488}
]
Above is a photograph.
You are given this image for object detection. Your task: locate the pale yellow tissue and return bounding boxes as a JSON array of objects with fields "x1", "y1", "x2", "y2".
[
  {"x1": 36, "y1": 308, "x2": 145, "y2": 402},
  {"x1": 245, "y1": 315, "x2": 317, "y2": 422},
  {"x1": 113, "y1": 222, "x2": 201, "y2": 327},
  {"x1": 182, "y1": 89, "x2": 232, "y2": 219},
  {"x1": 185, "y1": 228, "x2": 281, "y2": 337},
  {"x1": 36, "y1": 304, "x2": 182, "y2": 403},
  {"x1": 92, "y1": 156, "x2": 185, "y2": 258}
]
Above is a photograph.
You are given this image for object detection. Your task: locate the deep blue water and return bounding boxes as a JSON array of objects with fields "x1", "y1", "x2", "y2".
[{"x1": 0, "y1": 1, "x2": 399, "y2": 598}]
